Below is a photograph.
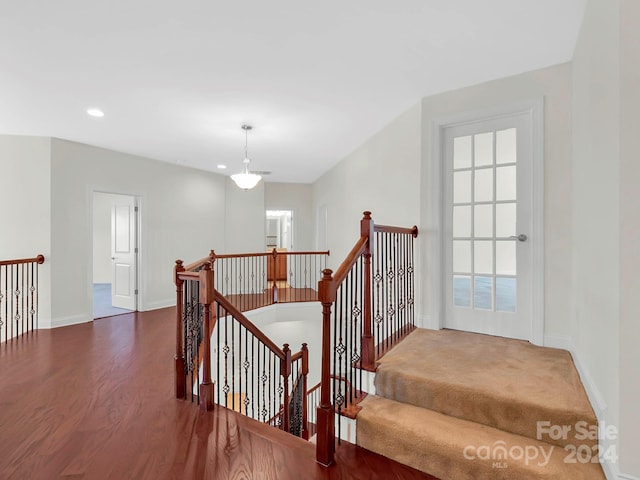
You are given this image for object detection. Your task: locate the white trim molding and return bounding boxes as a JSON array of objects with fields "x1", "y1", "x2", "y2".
[
  {"x1": 543, "y1": 333, "x2": 571, "y2": 350},
  {"x1": 619, "y1": 473, "x2": 640, "y2": 480},
  {"x1": 47, "y1": 314, "x2": 91, "y2": 329},
  {"x1": 429, "y1": 98, "x2": 545, "y2": 344},
  {"x1": 566, "y1": 338, "x2": 625, "y2": 480},
  {"x1": 142, "y1": 299, "x2": 175, "y2": 311}
]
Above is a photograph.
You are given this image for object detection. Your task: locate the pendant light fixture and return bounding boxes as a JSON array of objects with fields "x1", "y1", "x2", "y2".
[{"x1": 231, "y1": 124, "x2": 262, "y2": 190}]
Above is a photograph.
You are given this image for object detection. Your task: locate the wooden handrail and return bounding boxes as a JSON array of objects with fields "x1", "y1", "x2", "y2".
[
  {"x1": 177, "y1": 271, "x2": 199, "y2": 280},
  {"x1": 214, "y1": 288, "x2": 286, "y2": 361},
  {"x1": 332, "y1": 236, "x2": 367, "y2": 286},
  {"x1": 0, "y1": 254, "x2": 45, "y2": 266},
  {"x1": 374, "y1": 224, "x2": 419, "y2": 237},
  {"x1": 183, "y1": 249, "x2": 330, "y2": 272},
  {"x1": 217, "y1": 250, "x2": 330, "y2": 259},
  {"x1": 291, "y1": 350, "x2": 304, "y2": 363}
]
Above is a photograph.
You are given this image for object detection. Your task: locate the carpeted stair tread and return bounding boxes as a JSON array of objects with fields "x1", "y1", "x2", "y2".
[
  {"x1": 375, "y1": 329, "x2": 597, "y2": 448},
  {"x1": 357, "y1": 395, "x2": 605, "y2": 480}
]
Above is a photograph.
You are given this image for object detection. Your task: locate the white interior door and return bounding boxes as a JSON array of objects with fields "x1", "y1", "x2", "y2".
[
  {"x1": 111, "y1": 196, "x2": 137, "y2": 310},
  {"x1": 443, "y1": 113, "x2": 534, "y2": 340}
]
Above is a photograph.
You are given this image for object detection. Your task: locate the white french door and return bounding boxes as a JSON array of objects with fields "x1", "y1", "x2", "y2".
[{"x1": 443, "y1": 112, "x2": 535, "y2": 341}]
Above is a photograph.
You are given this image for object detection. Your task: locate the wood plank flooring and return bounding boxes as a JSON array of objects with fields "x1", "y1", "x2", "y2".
[{"x1": 0, "y1": 308, "x2": 437, "y2": 479}]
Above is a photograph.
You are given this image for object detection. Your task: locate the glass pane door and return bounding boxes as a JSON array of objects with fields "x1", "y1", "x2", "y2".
[
  {"x1": 452, "y1": 128, "x2": 517, "y2": 313},
  {"x1": 444, "y1": 111, "x2": 533, "y2": 341}
]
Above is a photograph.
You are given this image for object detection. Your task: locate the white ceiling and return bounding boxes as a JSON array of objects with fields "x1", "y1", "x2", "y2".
[{"x1": 0, "y1": 1, "x2": 585, "y2": 183}]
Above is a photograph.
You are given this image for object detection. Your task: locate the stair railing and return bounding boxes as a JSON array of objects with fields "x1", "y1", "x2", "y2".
[
  {"x1": 178, "y1": 249, "x2": 329, "y2": 314},
  {"x1": 174, "y1": 256, "x2": 312, "y2": 436},
  {"x1": 316, "y1": 212, "x2": 417, "y2": 466},
  {"x1": 0, "y1": 254, "x2": 45, "y2": 343}
]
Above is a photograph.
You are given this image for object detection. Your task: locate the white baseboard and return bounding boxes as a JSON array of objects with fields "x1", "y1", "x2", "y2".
[
  {"x1": 567, "y1": 341, "x2": 607, "y2": 417},
  {"x1": 46, "y1": 314, "x2": 91, "y2": 329},
  {"x1": 141, "y1": 299, "x2": 175, "y2": 311},
  {"x1": 619, "y1": 473, "x2": 640, "y2": 480},
  {"x1": 618, "y1": 473, "x2": 640, "y2": 480},
  {"x1": 543, "y1": 333, "x2": 571, "y2": 350},
  {"x1": 420, "y1": 313, "x2": 441, "y2": 330},
  {"x1": 565, "y1": 339, "x2": 624, "y2": 480}
]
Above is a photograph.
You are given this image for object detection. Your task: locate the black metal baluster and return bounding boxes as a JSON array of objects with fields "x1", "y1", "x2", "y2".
[
  {"x1": 337, "y1": 278, "x2": 345, "y2": 444},
  {"x1": 345, "y1": 261, "x2": 358, "y2": 405},
  {"x1": 243, "y1": 326, "x2": 248, "y2": 416},
  {"x1": 359, "y1": 255, "x2": 364, "y2": 402},
  {"x1": 223, "y1": 313, "x2": 229, "y2": 408},
  {"x1": 395, "y1": 233, "x2": 400, "y2": 342},
  {"x1": 0, "y1": 265, "x2": 4, "y2": 343},
  {"x1": 268, "y1": 348, "x2": 273, "y2": 424},
  {"x1": 216, "y1": 303, "x2": 221, "y2": 405},
  {"x1": 262, "y1": 344, "x2": 267, "y2": 422},
  {"x1": 253, "y1": 335, "x2": 258, "y2": 420},
  {"x1": 332, "y1": 286, "x2": 338, "y2": 442},
  {"x1": 28, "y1": 262, "x2": 33, "y2": 332},
  {"x1": 256, "y1": 335, "x2": 261, "y2": 422}
]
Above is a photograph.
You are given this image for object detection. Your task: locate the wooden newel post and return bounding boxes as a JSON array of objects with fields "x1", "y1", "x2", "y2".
[
  {"x1": 316, "y1": 269, "x2": 336, "y2": 466},
  {"x1": 199, "y1": 262, "x2": 215, "y2": 411},
  {"x1": 361, "y1": 211, "x2": 376, "y2": 371},
  {"x1": 301, "y1": 343, "x2": 310, "y2": 440},
  {"x1": 281, "y1": 343, "x2": 292, "y2": 432},
  {"x1": 174, "y1": 260, "x2": 186, "y2": 399}
]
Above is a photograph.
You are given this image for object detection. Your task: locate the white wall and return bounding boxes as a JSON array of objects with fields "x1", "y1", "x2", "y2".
[
  {"x1": 265, "y1": 183, "x2": 314, "y2": 251},
  {"x1": 569, "y1": 0, "x2": 640, "y2": 477},
  {"x1": 92, "y1": 192, "x2": 120, "y2": 284},
  {"x1": 571, "y1": 0, "x2": 621, "y2": 476},
  {"x1": 619, "y1": 0, "x2": 640, "y2": 475},
  {"x1": 243, "y1": 303, "x2": 324, "y2": 387},
  {"x1": 571, "y1": 0, "x2": 640, "y2": 477},
  {"x1": 0, "y1": 135, "x2": 52, "y2": 325},
  {"x1": 312, "y1": 103, "x2": 422, "y2": 270},
  {"x1": 224, "y1": 177, "x2": 265, "y2": 254},
  {"x1": 50, "y1": 138, "x2": 227, "y2": 326}
]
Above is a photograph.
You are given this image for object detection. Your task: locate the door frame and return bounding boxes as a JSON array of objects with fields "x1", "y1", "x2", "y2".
[
  {"x1": 427, "y1": 99, "x2": 544, "y2": 345},
  {"x1": 90, "y1": 190, "x2": 141, "y2": 317}
]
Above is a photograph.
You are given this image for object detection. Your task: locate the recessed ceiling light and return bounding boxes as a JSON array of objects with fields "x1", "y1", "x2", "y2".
[
  {"x1": 86, "y1": 108, "x2": 104, "y2": 118},
  {"x1": 217, "y1": 164, "x2": 227, "y2": 169}
]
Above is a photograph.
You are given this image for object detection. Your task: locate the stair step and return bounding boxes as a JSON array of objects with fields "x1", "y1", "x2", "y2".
[
  {"x1": 374, "y1": 329, "x2": 597, "y2": 448},
  {"x1": 357, "y1": 395, "x2": 605, "y2": 480}
]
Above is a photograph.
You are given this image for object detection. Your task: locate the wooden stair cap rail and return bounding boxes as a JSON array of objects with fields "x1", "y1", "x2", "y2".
[
  {"x1": 214, "y1": 289, "x2": 286, "y2": 360},
  {"x1": 0, "y1": 254, "x2": 46, "y2": 266}
]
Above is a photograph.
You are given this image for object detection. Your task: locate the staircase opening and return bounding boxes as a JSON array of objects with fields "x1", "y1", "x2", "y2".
[
  {"x1": 172, "y1": 211, "x2": 419, "y2": 451},
  {"x1": 171, "y1": 210, "x2": 604, "y2": 478}
]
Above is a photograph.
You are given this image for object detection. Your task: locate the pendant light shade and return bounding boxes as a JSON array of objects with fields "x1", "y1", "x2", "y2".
[{"x1": 231, "y1": 125, "x2": 262, "y2": 190}]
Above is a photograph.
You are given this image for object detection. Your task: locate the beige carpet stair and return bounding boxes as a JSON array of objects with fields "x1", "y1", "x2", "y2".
[
  {"x1": 357, "y1": 395, "x2": 605, "y2": 480},
  {"x1": 355, "y1": 328, "x2": 605, "y2": 479}
]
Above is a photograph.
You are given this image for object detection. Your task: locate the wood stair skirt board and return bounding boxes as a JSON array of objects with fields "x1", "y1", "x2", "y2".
[{"x1": 355, "y1": 328, "x2": 606, "y2": 480}]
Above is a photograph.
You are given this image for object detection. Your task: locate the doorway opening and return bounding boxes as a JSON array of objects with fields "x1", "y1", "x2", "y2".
[
  {"x1": 92, "y1": 192, "x2": 138, "y2": 319},
  {"x1": 435, "y1": 101, "x2": 544, "y2": 343},
  {"x1": 266, "y1": 210, "x2": 293, "y2": 251}
]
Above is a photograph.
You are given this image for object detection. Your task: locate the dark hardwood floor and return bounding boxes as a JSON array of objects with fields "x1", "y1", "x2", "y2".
[{"x1": 0, "y1": 308, "x2": 437, "y2": 479}]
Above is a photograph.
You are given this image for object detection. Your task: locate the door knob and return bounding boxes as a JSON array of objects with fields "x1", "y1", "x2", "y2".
[{"x1": 509, "y1": 234, "x2": 528, "y2": 242}]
